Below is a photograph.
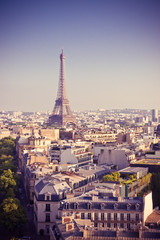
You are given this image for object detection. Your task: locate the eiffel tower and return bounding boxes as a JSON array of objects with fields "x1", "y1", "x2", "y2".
[{"x1": 48, "y1": 50, "x2": 77, "y2": 127}]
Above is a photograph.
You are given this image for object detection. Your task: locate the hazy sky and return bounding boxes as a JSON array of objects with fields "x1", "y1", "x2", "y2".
[{"x1": 0, "y1": 0, "x2": 160, "y2": 112}]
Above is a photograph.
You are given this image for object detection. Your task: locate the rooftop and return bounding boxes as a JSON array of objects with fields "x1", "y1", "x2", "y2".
[
  {"x1": 133, "y1": 159, "x2": 160, "y2": 165},
  {"x1": 62, "y1": 190, "x2": 143, "y2": 204},
  {"x1": 145, "y1": 210, "x2": 160, "y2": 224},
  {"x1": 119, "y1": 166, "x2": 148, "y2": 174}
]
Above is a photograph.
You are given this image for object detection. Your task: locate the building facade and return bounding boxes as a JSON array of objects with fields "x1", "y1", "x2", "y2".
[{"x1": 59, "y1": 190, "x2": 153, "y2": 231}]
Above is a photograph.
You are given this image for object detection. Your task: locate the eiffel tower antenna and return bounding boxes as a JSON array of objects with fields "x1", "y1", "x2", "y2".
[{"x1": 48, "y1": 50, "x2": 77, "y2": 127}]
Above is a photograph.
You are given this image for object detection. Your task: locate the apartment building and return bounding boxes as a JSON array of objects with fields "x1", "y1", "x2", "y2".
[
  {"x1": 58, "y1": 190, "x2": 153, "y2": 231},
  {"x1": 50, "y1": 144, "x2": 93, "y2": 166},
  {"x1": 33, "y1": 164, "x2": 109, "y2": 235}
]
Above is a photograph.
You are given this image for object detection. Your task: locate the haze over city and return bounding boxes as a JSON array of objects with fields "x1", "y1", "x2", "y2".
[{"x1": 1, "y1": 0, "x2": 160, "y2": 112}]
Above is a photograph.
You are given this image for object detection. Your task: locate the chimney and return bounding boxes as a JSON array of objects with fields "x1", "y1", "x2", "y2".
[{"x1": 92, "y1": 194, "x2": 98, "y2": 202}]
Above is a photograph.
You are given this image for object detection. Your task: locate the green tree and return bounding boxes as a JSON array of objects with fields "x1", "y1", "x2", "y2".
[
  {"x1": 0, "y1": 198, "x2": 27, "y2": 231},
  {"x1": 0, "y1": 169, "x2": 17, "y2": 197},
  {"x1": 0, "y1": 158, "x2": 16, "y2": 174},
  {"x1": 0, "y1": 137, "x2": 16, "y2": 156},
  {"x1": 103, "y1": 172, "x2": 120, "y2": 182},
  {"x1": 112, "y1": 172, "x2": 120, "y2": 181},
  {"x1": 103, "y1": 174, "x2": 114, "y2": 181}
]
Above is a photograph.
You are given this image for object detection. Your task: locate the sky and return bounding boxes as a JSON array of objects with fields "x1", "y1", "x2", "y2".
[{"x1": 0, "y1": 0, "x2": 160, "y2": 112}]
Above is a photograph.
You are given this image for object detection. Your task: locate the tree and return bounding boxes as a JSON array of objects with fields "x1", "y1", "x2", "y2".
[
  {"x1": 0, "y1": 169, "x2": 17, "y2": 197},
  {"x1": 0, "y1": 198, "x2": 27, "y2": 231},
  {"x1": 103, "y1": 174, "x2": 114, "y2": 181},
  {"x1": 103, "y1": 172, "x2": 120, "y2": 182},
  {"x1": 112, "y1": 172, "x2": 120, "y2": 181},
  {"x1": 0, "y1": 137, "x2": 16, "y2": 156},
  {"x1": 0, "y1": 158, "x2": 16, "y2": 174}
]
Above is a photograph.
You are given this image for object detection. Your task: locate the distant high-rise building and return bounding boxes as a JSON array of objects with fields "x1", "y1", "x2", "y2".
[
  {"x1": 151, "y1": 109, "x2": 158, "y2": 122},
  {"x1": 48, "y1": 51, "x2": 77, "y2": 127}
]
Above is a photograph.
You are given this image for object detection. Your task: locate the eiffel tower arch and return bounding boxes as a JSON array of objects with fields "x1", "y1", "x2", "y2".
[{"x1": 48, "y1": 51, "x2": 77, "y2": 127}]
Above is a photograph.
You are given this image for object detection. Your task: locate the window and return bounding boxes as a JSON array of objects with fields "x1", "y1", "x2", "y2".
[
  {"x1": 74, "y1": 203, "x2": 78, "y2": 209},
  {"x1": 88, "y1": 213, "x2": 91, "y2": 219},
  {"x1": 114, "y1": 213, "x2": 117, "y2": 221},
  {"x1": 94, "y1": 222, "x2": 98, "y2": 228},
  {"x1": 136, "y1": 214, "x2": 139, "y2": 221},
  {"x1": 46, "y1": 204, "x2": 50, "y2": 211},
  {"x1": 114, "y1": 203, "x2": 118, "y2": 209},
  {"x1": 47, "y1": 196, "x2": 50, "y2": 201},
  {"x1": 127, "y1": 213, "x2": 130, "y2": 221},
  {"x1": 65, "y1": 203, "x2": 69, "y2": 209},
  {"x1": 114, "y1": 223, "x2": 117, "y2": 228},
  {"x1": 127, "y1": 223, "x2": 130, "y2": 230},
  {"x1": 120, "y1": 223, "x2": 124, "y2": 228},
  {"x1": 81, "y1": 213, "x2": 85, "y2": 219},
  {"x1": 127, "y1": 203, "x2": 131, "y2": 210},
  {"x1": 55, "y1": 166, "x2": 58, "y2": 172},
  {"x1": 120, "y1": 213, "x2": 124, "y2": 221},
  {"x1": 45, "y1": 213, "x2": 50, "y2": 222},
  {"x1": 94, "y1": 213, "x2": 98, "y2": 220},
  {"x1": 87, "y1": 202, "x2": 91, "y2": 209},
  {"x1": 101, "y1": 213, "x2": 104, "y2": 220},
  {"x1": 107, "y1": 223, "x2": 111, "y2": 228},
  {"x1": 107, "y1": 213, "x2": 111, "y2": 220},
  {"x1": 102, "y1": 223, "x2": 105, "y2": 228},
  {"x1": 101, "y1": 203, "x2": 105, "y2": 209}
]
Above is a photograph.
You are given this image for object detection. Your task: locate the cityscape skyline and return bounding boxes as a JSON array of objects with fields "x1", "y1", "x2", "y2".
[{"x1": 1, "y1": 0, "x2": 160, "y2": 112}]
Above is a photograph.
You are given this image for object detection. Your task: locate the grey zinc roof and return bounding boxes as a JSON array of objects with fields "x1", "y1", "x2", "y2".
[
  {"x1": 62, "y1": 200, "x2": 143, "y2": 211},
  {"x1": 35, "y1": 177, "x2": 71, "y2": 196},
  {"x1": 60, "y1": 190, "x2": 143, "y2": 211}
]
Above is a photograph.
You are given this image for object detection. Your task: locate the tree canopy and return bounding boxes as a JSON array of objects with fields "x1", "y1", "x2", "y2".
[
  {"x1": 0, "y1": 198, "x2": 27, "y2": 231},
  {"x1": 0, "y1": 137, "x2": 16, "y2": 156},
  {"x1": 0, "y1": 169, "x2": 17, "y2": 197},
  {"x1": 103, "y1": 172, "x2": 120, "y2": 182},
  {"x1": 0, "y1": 137, "x2": 27, "y2": 235}
]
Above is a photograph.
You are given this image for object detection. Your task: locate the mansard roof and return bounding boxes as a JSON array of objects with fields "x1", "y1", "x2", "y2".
[
  {"x1": 60, "y1": 191, "x2": 144, "y2": 211},
  {"x1": 35, "y1": 177, "x2": 71, "y2": 200}
]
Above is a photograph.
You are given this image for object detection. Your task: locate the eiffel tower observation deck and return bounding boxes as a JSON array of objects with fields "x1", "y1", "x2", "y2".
[{"x1": 48, "y1": 50, "x2": 77, "y2": 127}]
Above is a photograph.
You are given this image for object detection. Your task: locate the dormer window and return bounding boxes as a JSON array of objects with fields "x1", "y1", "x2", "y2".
[
  {"x1": 60, "y1": 202, "x2": 64, "y2": 209},
  {"x1": 114, "y1": 203, "x2": 118, "y2": 210},
  {"x1": 101, "y1": 203, "x2": 105, "y2": 210},
  {"x1": 135, "y1": 203, "x2": 140, "y2": 211},
  {"x1": 74, "y1": 202, "x2": 78, "y2": 209},
  {"x1": 127, "y1": 203, "x2": 131, "y2": 210},
  {"x1": 87, "y1": 202, "x2": 91, "y2": 210},
  {"x1": 65, "y1": 203, "x2": 69, "y2": 209},
  {"x1": 45, "y1": 193, "x2": 51, "y2": 201}
]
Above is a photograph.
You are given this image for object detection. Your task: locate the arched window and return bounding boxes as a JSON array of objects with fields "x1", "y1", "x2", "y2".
[
  {"x1": 45, "y1": 192, "x2": 51, "y2": 201},
  {"x1": 87, "y1": 202, "x2": 91, "y2": 210},
  {"x1": 101, "y1": 203, "x2": 105, "y2": 209}
]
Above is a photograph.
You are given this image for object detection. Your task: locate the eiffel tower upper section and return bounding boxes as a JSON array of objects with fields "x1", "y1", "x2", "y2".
[{"x1": 48, "y1": 51, "x2": 77, "y2": 127}]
